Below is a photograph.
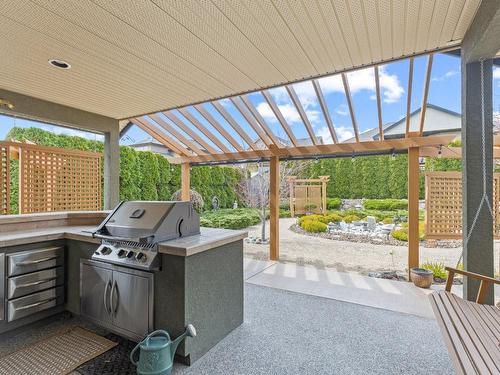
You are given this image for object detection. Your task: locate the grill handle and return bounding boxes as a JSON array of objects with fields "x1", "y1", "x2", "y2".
[{"x1": 93, "y1": 233, "x2": 153, "y2": 244}]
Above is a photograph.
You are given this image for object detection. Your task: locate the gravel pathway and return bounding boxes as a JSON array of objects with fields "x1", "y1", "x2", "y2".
[{"x1": 244, "y1": 218, "x2": 500, "y2": 275}]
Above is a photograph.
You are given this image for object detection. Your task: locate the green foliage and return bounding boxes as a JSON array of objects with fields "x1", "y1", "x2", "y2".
[
  {"x1": 6, "y1": 127, "x2": 242, "y2": 211},
  {"x1": 200, "y1": 208, "x2": 260, "y2": 229},
  {"x1": 171, "y1": 189, "x2": 204, "y2": 213},
  {"x1": 391, "y1": 229, "x2": 408, "y2": 241},
  {"x1": 323, "y1": 213, "x2": 343, "y2": 223},
  {"x1": 364, "y1": 199, "x2": 408, "y2": 210},
  {"x1": 382, "y1": 217, "x2": 394, "y2": 224},
  {"x1": 343, "y1": 214, "x2": 360, "y2": 223},
  {"x1": 9, "y1": 160, "x2": 18, "y2": 214},
  {"x1": 304, "y1": 203, "x2": 317, "y2": 211},
  {"x1": 326, "y1": 197, "x2": 342, "y2": 210},
  {"x1": 421, "y1": 262, "x2": 447, "y2": 279},
  {"x1": 300, "y1": 220, "x2": 327, "y2": 233},
  {"x1": 391, "y1": 222, "x2": 426, "y2": 241},
  {"x1": 279, "y1": 209, "x2": 291, "y2": 218}
]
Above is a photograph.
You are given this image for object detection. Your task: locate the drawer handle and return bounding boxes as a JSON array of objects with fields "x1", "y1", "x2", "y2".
[
  {"x1": 17, "y1": 277, "x2": 58, "y2": 288},
  {"x1": 17, "y1": 256, "x2": 59, "y2": 266},
  {"x1": 15, "y1": 297, "x2": 56, "y2": 311}
]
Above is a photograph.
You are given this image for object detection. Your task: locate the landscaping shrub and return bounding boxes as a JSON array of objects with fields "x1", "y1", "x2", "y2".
[
  {"x1": 382, "y1": 217, "x2": 394, "y2": 224},
  {"x1": 343, "y1": 215, "x2": 360, "y2": 223},
  {"x1": 171, "y1": 189, "x2": 204, "y2": 213},
  {"x1": 300, "y1": 220, "x2": 327, "y2": 233},
  {"x1": 297, "y1": 215, "x2": 323, "y2": 226},
  {"x1": 421, "y1": 262, "x2": 447, "y2": 279},
  {"x1": 326, "y1": 198, "x2": 342, "y2": 210},
  {"x1": 279, "y1": 209, "x2": 291, "y2": 218},
  {"x1": 304, "y1": 203, "x2": 318, "y2": 212},
  {"x1": 391, "y1": 222, "x2": 425, "y2": 241},
  {"x1": 323, "y1": 213, "x2": 343, "y2": 223},
  {"x1": 280, "y1": 201, "x2": 290, "y2": 210},
  {"x1": 200, "y1": 208, "x2": 260, "y2": 229},
  {"x1": 343, "y1": 209, "x2": 367, "y2": 219},
  {"x1": 364, "y1": 199, "x2": 408, "y2": 210}
]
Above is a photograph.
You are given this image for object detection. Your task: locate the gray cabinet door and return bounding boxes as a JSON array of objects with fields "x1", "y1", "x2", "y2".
[
  {"x1": 111, "y1": 270, "x2": 151, "y2": 338},
  {"x1": 81, "y1": 263, "x2": 112, "y2": 325}
]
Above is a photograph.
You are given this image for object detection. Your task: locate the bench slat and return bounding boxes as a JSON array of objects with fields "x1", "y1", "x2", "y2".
[
  {"x1": 446, "y1": 293, "x2": 500, "y2": 373},
  {"x1": 439, "y1": 292, "x2": 493, "y2": 374},
  {"x1": 430, "y1": 292, "x2": 476, "y2": 374}
]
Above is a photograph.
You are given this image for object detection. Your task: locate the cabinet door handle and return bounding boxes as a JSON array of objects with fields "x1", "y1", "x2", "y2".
[
  {"x1": 103, "y1": 280, "x2": 111, "y2": 315},
  {"x1": 111, "y1": 280, "x2": 118, "y2": 315},
  {"x1": 16, "y1": 297, "x2": 56, "y2": 311}
]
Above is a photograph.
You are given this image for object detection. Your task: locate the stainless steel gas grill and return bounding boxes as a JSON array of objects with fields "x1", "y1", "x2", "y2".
[
  {"x1": 91, "y1": 201, "x2": 200, "y2": 271},
  {"x1": 82, "y1": 201, "x2": 200, "y2": 341}
]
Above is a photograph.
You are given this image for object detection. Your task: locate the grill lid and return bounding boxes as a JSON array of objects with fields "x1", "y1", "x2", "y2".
[{"x1": 93, "y1": 201, "x2": 200, "y2": 244}]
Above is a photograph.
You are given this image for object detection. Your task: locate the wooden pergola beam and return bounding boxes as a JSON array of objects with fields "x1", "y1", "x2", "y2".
[
  {"x1": 374, "y1": 67, "x2": 384, "y2": 141},
  {"x1": 286, "y1": 85, "x2": 318, "y2": 145},
  {"x1": 194, "y1": 104, "x2": 245, "y2": 152},
  {"x1": 182, "y1": 134, "x2": 455, "y2": 163},
  {"x1": 149, "y1": 114, "x2": 207, "y2": 156},
  {"x1": 342, "y1": 73, "x2": 360, "y2": 142},
  {"x1": 270, "y1": 156, "x2": 279, "y2": 260},
  {"x1": 130, "y1": 117, "x2": 190, "y2": 157},
  {"x1": 313, "y1": 79, "x2": 338, "y2": 144},
  {"x1": 163, "y1": 111, "x2": 219, "y2": 155},
  {"x1": 230, "y1": 97, "x2": 272, "y2": 148},
  {"x1": 261, "y1": 90, "x2": 299, "y2": 147},
  {"x1": 177, "y1": 108, "x2": 231, "y2": 154},
  {"x1": 419, "y1": 54, "x2": 434, "y2": 136},
  {"x1": 239, "y1": 95, "x2": 285, "y2": 147},
  {"x1": 405, "y1": 58, "x2": 414, "y2": 137}
]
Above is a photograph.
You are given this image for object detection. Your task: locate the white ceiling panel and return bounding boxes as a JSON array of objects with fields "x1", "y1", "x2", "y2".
[{"x1": 0, "y1": 0, "x2": 481, "y2": 119}]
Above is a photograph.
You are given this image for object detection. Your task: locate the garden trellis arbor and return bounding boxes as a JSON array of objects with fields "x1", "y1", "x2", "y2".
[
  {"x1": 128, "y1": 53, "x2": 456, "y2": 268},
  {"x1": 288, "y1": 176, "x2": 330, "y2": 217}
]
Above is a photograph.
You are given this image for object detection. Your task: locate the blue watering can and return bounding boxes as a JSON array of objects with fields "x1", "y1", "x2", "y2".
[{"x1": 130, "y1": 325, "x2": 197, "y2": 375}]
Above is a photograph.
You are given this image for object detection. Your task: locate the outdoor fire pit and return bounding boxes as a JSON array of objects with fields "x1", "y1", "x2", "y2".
[{"x1": 410, "y1": 267, "x2": 434, "y2": 288}]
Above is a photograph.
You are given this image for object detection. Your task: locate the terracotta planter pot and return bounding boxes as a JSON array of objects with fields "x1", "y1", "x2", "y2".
[{"x1": 410, "y1": 267, "x2": 434, "y2": 288}]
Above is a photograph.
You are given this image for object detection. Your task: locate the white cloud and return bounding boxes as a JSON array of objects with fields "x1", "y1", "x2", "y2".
[
  {"x1": 318, "y1": 125, "x2": 353, "y2": 143},
  {"x1": 335, "y1": 104, "x2": 349, "y2": 116},
  {"x1": 316, "y1": 66, "x2": 404, "y2": 104},
  {"x1": 494, "y1": 67, "x2": 500, "y2": 80},
  {"x1": 432, "y1": 70, "x2": 459, "y2": 82},
  {"x1": 256, "y1": 98, "x2": 320, "y2": 126}
]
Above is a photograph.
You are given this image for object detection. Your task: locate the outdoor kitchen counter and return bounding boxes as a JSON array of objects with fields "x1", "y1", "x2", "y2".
[
  {"x1": 0, "y1": 225, "x2": 247, "y2": 256},
  {"x1": 157, "y1": 227, "x2": 248, "y2": 256}
]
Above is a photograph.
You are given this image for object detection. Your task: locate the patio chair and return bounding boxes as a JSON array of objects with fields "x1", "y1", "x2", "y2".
[{"x1": 429, "y1": 267, "x2": 500, "y2": 374}]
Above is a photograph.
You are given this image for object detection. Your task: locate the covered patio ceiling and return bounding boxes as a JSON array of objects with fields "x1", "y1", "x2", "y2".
[{"x1": 1, "y1": 0, "x2": 482, "y2": 120}]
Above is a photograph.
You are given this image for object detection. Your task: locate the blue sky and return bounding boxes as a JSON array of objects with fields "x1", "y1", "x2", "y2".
[{"x1": 1, "y1": 52, "x2": 499, "y2": 147}]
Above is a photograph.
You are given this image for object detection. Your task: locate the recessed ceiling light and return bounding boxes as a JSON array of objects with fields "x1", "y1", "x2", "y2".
[{"x1": 48, "y1": 59, "x2": 71, "y2": 70}]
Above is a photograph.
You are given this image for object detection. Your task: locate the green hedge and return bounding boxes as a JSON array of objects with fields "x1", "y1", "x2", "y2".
[
  {"x1": 326, "y1": 197, "x2": 342, "y2": 209},
  {"x1": 364, "y1": 199, "x2": 408, "y2": 210},
  {"x1": 6, "y1": 127, "x2": 241, "y2": 212},
  {"x1": 200, "y1": 208, "x2": 261, "y2": 229}
]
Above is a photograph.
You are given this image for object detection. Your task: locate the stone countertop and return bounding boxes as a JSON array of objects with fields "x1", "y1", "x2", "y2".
[{"x1": 0, "y1": 226, "x2": 247, "y2": 256}]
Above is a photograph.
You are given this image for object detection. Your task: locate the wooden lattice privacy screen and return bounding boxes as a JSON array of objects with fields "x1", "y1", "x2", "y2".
[
  {"x1": 425, "y1": 172, "x2": 500, "y2": 240},
  {"x1": 17, "y1": 143, "x2": 102, "y2": 214},
  {"x1": 288, "y1": 176, "x2": 330, "y2": 217}
]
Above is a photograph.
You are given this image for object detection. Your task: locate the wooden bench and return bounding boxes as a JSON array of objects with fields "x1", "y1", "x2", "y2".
[{"x1": 429, "y1": 267, "x2": 500, "y2": 375}]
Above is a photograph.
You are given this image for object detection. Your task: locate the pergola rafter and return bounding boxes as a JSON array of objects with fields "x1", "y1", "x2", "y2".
[{"x1": 128, "y1": 52, "x2": 453, "y2": 165}]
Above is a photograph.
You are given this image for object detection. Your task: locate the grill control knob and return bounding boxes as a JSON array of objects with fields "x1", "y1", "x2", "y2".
[
  {"x1": 100, "y1": 246, "x2": 112, "y2": 255},
  {"x1": 135, "y1": 252, "x2": 147, "y2": 262},
  {"x1": 126, "y1": 251, "x2": 135, "y2": 259},
  {"x1": 117, "y1": 249, "x2": 127, "y2": 258}
]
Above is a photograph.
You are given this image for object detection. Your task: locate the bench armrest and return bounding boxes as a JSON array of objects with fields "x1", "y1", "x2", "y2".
[{"x1": 445, "y1": 267, "x2": 500, "y2": 304}]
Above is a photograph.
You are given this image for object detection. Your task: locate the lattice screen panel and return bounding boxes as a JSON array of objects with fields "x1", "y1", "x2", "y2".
[
  {"x1": 425, "y1": 172, "x2": 500, "y2": 240},
  {"x1": 0, "y1": 144, "x2": 10, "y2": 215},
  {"x1": 20, "y1": 144, "x2": 101, "y2": 213}
]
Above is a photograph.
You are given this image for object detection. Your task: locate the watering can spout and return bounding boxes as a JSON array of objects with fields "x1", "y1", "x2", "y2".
[{"x1": 170, "y1": 324, "x2": 197, "y2": 360}]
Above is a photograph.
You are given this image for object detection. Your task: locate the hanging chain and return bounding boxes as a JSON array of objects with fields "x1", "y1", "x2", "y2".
[{"x1": 458, "y1": 60, "x2": 495, "y2": 266}]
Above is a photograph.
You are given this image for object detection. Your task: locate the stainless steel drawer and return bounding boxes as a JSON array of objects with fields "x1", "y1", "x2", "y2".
[
  {"x1": 8, "y1": 266, "x2": 64, "y2": 299},
  {"x1": 7, "y1": 247, "x2": 64, "y2": 277},
  {"x1": 8, "y1": 286, "x2": 64, "y2": 322}
]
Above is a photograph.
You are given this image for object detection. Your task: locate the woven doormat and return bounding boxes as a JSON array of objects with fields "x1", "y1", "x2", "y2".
[{"x1": 0, "y1": 327, "x2": 117, "y2": 375}]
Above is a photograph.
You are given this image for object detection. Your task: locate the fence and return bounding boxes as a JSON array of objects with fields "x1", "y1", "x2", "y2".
[
  {"x1": 425, "y1": 171, "x2": 500, "y2": 239},
  {"x1": 288, "y1": 176, "x2": 330, "y2": 217},
  {"x1": 1, "y1": 142, "x2": 102, "y2": 214}
]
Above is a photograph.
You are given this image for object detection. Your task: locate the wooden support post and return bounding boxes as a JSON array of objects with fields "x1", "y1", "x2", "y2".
[
  {"x1": 408, "y1": 147, "x2": 420, "y2": 278},
  {"x1": 181, "y1": 162, "x2": 190, "y2": 201},
  {"x1": 321, "y1": 179, "x2": 327, "y2": 214},
  {"x1": 270, "y1": 156, "x2": 280, "y2": 261}
]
